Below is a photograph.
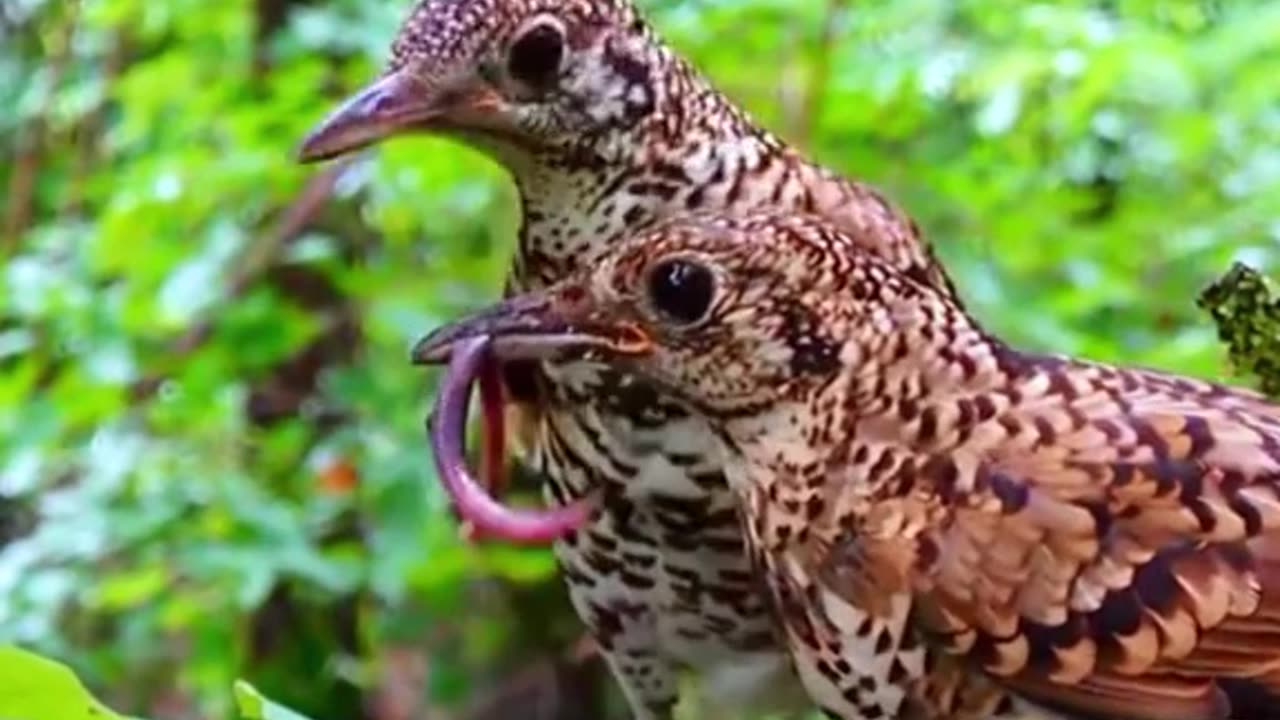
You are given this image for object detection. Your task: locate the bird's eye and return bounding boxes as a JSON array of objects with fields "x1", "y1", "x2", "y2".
[
  {"x1": 647, "y1": 259, "x2": 715, "y2": 325},
  {"x1": 508, "y1": 23, "x2": 564, "y2": 87}
]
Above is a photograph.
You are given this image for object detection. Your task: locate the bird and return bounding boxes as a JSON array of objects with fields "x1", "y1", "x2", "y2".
[
  {"x1": 298, "y1": 0, "x2": 956, "y2": 716},
  {"x1": 413, "y1": 209, "x2": 1280, "y2": 720}
]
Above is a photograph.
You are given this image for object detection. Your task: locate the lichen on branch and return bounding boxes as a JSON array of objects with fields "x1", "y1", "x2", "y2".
[{"x1": 1198, "y1": 263, "x2": 1280, "y2": 398}]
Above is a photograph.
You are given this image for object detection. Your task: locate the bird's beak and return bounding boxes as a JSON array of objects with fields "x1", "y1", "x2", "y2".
[
  {"x1": 412, "y1": 292, "x2": 653, "y2": 365},
  {"x1": 297, "y1": 67, "x2": 500, "y2": 163}
]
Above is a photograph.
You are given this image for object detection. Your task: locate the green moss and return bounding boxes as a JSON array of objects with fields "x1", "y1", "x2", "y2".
[{"x1": 1198, "y1": 263, "x2": 1280, "y2": 398}]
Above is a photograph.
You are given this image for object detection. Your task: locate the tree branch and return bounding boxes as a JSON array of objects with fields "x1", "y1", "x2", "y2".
[
  {"x1": 783, "y1": 0, "x2": 847, "y2": 148},
  {"x1": 128, "y1": 156, "x2": 359, "y2": 402},
  {"x1": 3, "y1": 0, "x2": 80, "y2": 253}
]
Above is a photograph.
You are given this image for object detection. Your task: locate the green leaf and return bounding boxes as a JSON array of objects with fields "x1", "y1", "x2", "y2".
[
  {"x1": 0, "y1": 646, "x2": 130, "y2": 720},
  {"x1": 232, "y1": 680, "x2": 318, "y2": 720}
]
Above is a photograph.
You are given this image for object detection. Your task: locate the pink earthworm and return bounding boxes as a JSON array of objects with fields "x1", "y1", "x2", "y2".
[{"x1": 427, "y1": 335, "x2": 593, "y2": 543}]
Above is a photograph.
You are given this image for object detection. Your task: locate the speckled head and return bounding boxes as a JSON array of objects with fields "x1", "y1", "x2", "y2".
[
  {"x1": 414, "y1": 212, "x2": 894, "y2": 413},
  {"x1": 298, "y1": 0, "x2": 672, "y2": 163}
]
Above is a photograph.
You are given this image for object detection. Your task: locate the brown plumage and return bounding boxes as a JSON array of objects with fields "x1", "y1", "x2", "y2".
[
  {"x1": 415, "y1": 210, "x2": 1280, "y2": 720},
  {"x1": 298, "y1": 1, "x2": 953, "y2": 716}
]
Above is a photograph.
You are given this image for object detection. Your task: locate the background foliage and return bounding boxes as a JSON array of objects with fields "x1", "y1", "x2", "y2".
[{"x1": 1, "y1": 0, "x2": 1277, "y2": 718}]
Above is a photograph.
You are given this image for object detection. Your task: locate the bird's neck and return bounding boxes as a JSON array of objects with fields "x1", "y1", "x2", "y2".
[
  {"x1": 469, "y1": 44, "x2": 845, "y2": 291},
  {"x1": 505, "y1": 114, "x2": 783, "y2": 288},
  {"x1": 724, "y1": 291, "x2": 1018, "y2": 509},
  {"x1": 500, "y1": 100, "x2": 943, "y2": 301}
]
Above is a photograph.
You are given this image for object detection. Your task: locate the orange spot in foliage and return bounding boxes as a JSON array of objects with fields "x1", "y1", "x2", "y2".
[{"x1": 317, "y1": 456, "x2": 359, "y2": 494}]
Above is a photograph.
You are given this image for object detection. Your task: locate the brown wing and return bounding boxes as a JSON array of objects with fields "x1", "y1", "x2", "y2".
[
  {"x1": 915, "y1": 363, "x2": 1280, "y2": 719},
  {"x1": 799, "y1": 498, "x2": 1082, "y2": 719}
]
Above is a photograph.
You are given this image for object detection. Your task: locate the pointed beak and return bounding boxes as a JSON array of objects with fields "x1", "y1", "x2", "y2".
[
  {"x1": 298, "y1": 68, "x2": 498, "y2": 163},
  {"x1": 412, "y1": 292, "x2": 653, "y2": 365}
]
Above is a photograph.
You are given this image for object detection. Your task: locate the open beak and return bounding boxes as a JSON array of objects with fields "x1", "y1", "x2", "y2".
[
  {"x1": 412, "y1": 293, "x2": 653, "y2": 366},
  {"x1": 298, "y1": 68, "x2": 499, "y2": 163}
]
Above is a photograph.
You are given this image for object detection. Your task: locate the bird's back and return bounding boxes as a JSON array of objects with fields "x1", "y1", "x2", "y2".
[{"x1": 737, "y1": 309, "x2": 1280, "y2": 719}]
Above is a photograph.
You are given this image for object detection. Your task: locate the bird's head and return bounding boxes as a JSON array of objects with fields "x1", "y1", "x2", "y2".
[
  {"x1": 298, "y1": 0, "x2": 678, "y2": 165},
  {"x1": 414, "y1": 212, "x2": 904, "y2": 415}
]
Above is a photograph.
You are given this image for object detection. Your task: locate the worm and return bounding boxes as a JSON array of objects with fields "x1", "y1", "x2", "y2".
[
  {"x1": 427, "y1": 335, "x2": 593, "y2": 543},
  {"x1": 478, "y1": 354, "x2": 508, "y2": 499}
]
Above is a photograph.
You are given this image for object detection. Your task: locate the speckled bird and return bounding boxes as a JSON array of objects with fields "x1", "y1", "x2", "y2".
[
  {"x1": 299, "y1": 1, "x2": 955, "y2": 716},
  {"x1": 415, "y1": 210, "x2": 1280, "y2": 720}
]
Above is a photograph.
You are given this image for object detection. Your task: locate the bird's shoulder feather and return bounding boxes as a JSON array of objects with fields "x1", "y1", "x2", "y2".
[{"x1": 911, "y1": 359, "x2": 1280, "y2": 719}]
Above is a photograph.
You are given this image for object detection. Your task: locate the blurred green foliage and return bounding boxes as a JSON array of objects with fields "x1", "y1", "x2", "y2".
[{"x1": 1, "y1": 0, "x2": 1277, "y2": 719}]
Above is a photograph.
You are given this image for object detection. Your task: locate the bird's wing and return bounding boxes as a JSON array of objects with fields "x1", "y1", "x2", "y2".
[{"x1": 910, "y1": 365, "x2": 1280, "y2": 719}]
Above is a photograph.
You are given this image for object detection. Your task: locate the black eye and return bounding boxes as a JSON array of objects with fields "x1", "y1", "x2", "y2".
[
  {"x1": 647, "y1": 259, "x2": 715, "y2": 325},
  {"x1": 508, "y1": 23, "x2": 564, "y2": 87}
]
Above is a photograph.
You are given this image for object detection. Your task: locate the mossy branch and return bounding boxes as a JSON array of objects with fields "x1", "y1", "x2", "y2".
[{"x1": 1197, "y1": 263, "x2": 1280, "y2": 398}]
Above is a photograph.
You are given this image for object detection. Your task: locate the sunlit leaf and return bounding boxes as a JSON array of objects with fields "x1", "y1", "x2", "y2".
[
  {"x1": 0, "y1": 646, "x2": 134, "y2": 720},
  {"x1": 233, "y1": 681, "x2": 317, "y2": 720}
]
